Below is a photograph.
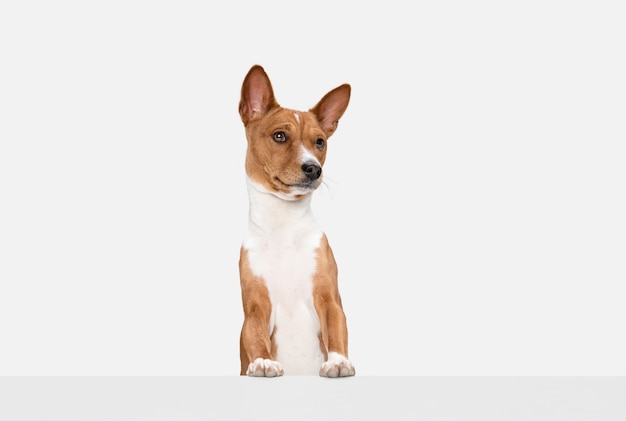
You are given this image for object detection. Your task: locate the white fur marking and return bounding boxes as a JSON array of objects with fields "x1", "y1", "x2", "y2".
[
  {"x1": 244, "y1": 178, "x2": 325, "y2": 375},
  {"x1": 247, "y1": 358, "x2": 284, "y2": 377},
  {"x1": 294, "y1": 112, "x2": 300, "y2": 125},
  {"x1": 300, "y1": 146, "x2": 320, "y2": 166},
  {"x1": 320, "y1": 352, "x2": 355, "y2": 377}
]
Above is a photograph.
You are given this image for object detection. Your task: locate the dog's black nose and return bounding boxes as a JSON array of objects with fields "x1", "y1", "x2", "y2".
[{"x1": 302, "y1": 162, "x2": 322, "y2": 180}]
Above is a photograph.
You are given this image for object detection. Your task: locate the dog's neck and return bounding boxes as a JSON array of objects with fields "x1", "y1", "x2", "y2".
[{"x1": 245, "y1": 177, "x2": 319, "y2": 243}]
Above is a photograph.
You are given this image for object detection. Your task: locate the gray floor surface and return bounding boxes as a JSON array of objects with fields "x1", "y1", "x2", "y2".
[{"x1": 1, "y1": 376, "x2": 625, "y2": 421}]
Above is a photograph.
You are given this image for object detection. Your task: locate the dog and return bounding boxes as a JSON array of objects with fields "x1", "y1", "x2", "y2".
[{"x1": 237, "y1": 65, "x2": 355, "y2": 377}]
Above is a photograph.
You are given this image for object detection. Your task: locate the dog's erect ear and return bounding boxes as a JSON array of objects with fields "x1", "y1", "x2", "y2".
[
  {"x1": 239, "y1": 65, "x2": 279, "y2": 125},
  {"x1": 310, "y1": 84, "x2": 351, "y2": 137}
]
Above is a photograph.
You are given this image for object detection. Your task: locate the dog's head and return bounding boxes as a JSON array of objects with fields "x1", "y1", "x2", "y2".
[{"x1": 239, "y1": 65, "x2": 350, "y2": 201}]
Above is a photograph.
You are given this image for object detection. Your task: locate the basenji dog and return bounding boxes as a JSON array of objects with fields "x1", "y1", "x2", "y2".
[{"x1": 238, "y1": 65, "x2": 355, "y2": 377}]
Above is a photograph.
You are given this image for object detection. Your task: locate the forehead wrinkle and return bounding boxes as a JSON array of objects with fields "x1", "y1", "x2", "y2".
[
  {"x1": 272, "y1": 122, "x2": 296, "y2": 132},
  {"x1": 263, "y1": 108, "x2": 299, "y2": 128},
  {"x1": 292, "y1": 112, "x2": 324, "y2": 137}
]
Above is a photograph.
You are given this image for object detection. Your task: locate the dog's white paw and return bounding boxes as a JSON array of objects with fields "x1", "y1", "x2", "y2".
[
  {"x1": 319, "y1": 352, "x2": 355, "y2": 378},
  {"x1": 247, "y1": 358, "x2": 284, "y2": 377}
]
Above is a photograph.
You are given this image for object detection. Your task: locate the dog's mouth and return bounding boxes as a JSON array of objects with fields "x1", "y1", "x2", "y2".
[
  {"x1": 274, "y1": 177, "x2": 319, "y2": 190},
  {"x1": 274, "y1": 177, "x2": 320, "y2": 192}
]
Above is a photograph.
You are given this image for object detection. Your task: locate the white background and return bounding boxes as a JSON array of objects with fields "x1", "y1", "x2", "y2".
[{"x1": 1, "y1": 1, "x2": 624, "y2": 376}]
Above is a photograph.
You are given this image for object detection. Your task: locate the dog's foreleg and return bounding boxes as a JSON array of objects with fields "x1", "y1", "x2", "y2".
[
  {"x1": 239, "y1": 248, "x2": 284, "y2": 377},
  {"x1": 313, "y1": 235, "x2": 355, "y2": 377}
]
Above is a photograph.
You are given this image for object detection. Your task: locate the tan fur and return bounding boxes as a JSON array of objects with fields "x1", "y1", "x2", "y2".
[
  {"x1": 238, "y1": 247, "x2": 273, "y2": 374},
  {"x1": 313, "y1": 234, "x2": 349, "y2": 358}
]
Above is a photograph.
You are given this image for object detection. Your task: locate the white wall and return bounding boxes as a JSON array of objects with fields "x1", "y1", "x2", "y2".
[{"x1": 1, "y1": 1, "x2": 624, "y2": 376}]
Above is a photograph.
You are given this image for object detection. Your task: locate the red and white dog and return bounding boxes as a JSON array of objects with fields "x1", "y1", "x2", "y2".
[{"x1": 238, "y1": 65, "x2": 355, "y2": 377}]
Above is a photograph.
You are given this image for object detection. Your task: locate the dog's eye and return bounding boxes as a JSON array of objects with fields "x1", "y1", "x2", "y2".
[
  {"x1": 316, "y1": 138, "x2": 325, "y2": 150},
  {"x1": 273, "y1": 131, "x2": 287, "y2": 143}
]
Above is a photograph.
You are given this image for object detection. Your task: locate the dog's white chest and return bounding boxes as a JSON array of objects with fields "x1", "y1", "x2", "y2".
[
  {"x1": 243, "y1": 182, "x2": 325, "y2": 374},
  {"x1": 245, "y1": 228, "x2": 324, "y2": 375}
]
